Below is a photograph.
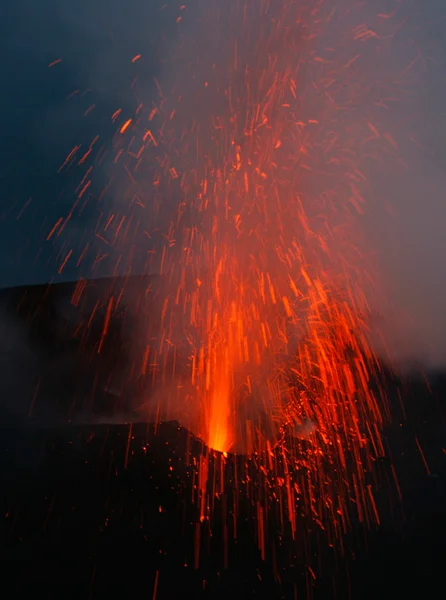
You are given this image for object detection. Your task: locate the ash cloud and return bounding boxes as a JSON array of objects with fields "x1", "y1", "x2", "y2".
[
  {"x1": 361, "y1": 0, "x2": 446, "y2": 370},
  {"x1": 60, "y1": 1, "x2": 446, "y2": 372},
  {"x1": 1, "y1": 0, "x2": 446, "y2": 384}
]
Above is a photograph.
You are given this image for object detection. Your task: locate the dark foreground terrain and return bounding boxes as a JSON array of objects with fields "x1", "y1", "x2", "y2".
[
  {"x1": 0, "y1": 278, "x2": 445, "y2": 598},
  {"x1": 1, "y1": 398, "x2": 445, "y2": 600}
]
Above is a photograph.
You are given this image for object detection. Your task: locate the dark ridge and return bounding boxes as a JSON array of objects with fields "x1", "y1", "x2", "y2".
[{"x1": 0, "y1": 274, "x2": 164, "y2": 422}]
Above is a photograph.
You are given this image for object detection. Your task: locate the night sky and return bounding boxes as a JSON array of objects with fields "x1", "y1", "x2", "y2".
[{"x1": 0, "y1": 1, "x2": 179, "y2": 285}]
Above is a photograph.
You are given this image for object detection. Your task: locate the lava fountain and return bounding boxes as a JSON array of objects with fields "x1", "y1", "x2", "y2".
[
  {"x1": 52, "y1": 0, "x2": 404, "y2": 561},
  {"x1": 136, "y1": 0, "x2": 388, "y2": 461}
]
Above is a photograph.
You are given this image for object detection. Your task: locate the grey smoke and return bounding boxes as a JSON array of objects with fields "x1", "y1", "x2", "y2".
[
  {"x1": 1, "y1": 0, "x2": 446, "y2": 379},
  {"x1": 362, "y1": 0, "x2": 446, "y2": 369}
]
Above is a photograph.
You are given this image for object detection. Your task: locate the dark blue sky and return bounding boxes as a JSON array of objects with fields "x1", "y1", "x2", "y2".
[{"x1": 0, "y1": 0, "x2": 182, "y2": 286}]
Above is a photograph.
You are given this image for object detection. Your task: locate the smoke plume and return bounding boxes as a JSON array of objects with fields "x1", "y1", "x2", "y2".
[{"x1": 2, "y1": 0, "x2": 446, "y2": 401}]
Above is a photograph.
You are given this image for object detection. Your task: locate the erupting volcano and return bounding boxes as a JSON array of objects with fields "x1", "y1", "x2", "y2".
[
  {"x1": 127, "y1": 0, "x2": 388, "y2": 470},
  {"x1": 45, "y1": 0, "x2": 404, "y2": 561}
]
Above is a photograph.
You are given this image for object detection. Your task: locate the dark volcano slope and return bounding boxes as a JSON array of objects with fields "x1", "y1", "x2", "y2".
[{"x1": 0, "y1": 275, "x2": 164, "y2": 423}]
